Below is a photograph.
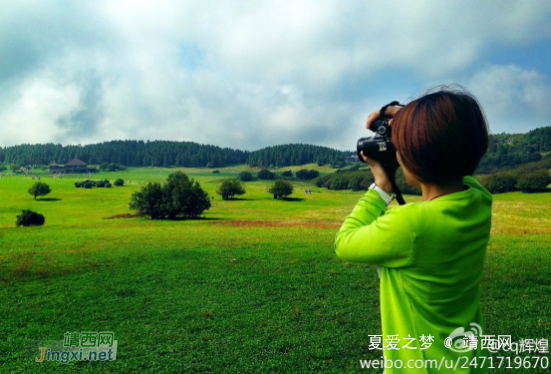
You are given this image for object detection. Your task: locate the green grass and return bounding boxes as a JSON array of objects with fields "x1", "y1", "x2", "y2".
[{"x1": 1, "y1": 168, "x2": 550, "y2": 373}]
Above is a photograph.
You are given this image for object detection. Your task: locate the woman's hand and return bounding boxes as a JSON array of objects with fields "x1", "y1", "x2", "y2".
[
  {"x1": 360, "y1": 151, "x2": 393, "y2": 193},
  {"x1": 362, "y1": 105, "x2": 402, "y2": 194},
  {"x1": 365, "y1": 106, "x2": 401, "y2": 130}
]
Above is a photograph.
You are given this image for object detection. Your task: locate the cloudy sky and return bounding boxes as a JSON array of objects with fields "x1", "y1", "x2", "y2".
[{"x1": 1, "y1": 0, "x2": 550, "y2": 151}]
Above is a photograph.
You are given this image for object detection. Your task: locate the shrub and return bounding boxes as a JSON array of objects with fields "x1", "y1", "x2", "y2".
[
  {"x1": 16, "y1": 209, "x2": 45, "y2": 227},
  {"x1": 75, "y1": 179, "x2": 112, "y2": 188},
  {"x1": 330, "y1": 178, "x2": 349, "y2": 190},
  {"x1": 281, "y1": 170, "x2": 293, "y2": 177},
  {"x1": 216, "y1": 179, "x2": 246, "y2": 200},
  {"x1": 28, "y1": 182, "x2": 51, "y2": 200},
  {"x1": 314, "y1": 175, "x2": 331, "y2": 188},
  {"x1": 129, "y1": 171, "x2": 211, "y2": 219},
  {"x1": 100, "y1": 162, "x2": 126, "y2": 172},
  {"x1": 516, "y1": 170, "x2": 551, "y2": 192},
  {"x1": 0, "y1": 165, "x2": 7, "y2": 172},
  {"x1": 296, "y1": 169, "x2": 320, "y2": 180},
  {"x1": 478, "y1": 172, "x2": 518, "y2": 194},
  {"x1": 258, "y1": 169, "x2": 276, "y2": 180},
  {"x1": 212, "y1": 170, "x2": 220, "y2": 174},
  {"x1": 268, "y1": 180, "x2": 294, "y2": 199},
  {"x1": 238, "y1": 171, "x2": 254, "y2": 182},
  {"x1": 114, "y1": 178, "x2": 124, "y2": 186}
]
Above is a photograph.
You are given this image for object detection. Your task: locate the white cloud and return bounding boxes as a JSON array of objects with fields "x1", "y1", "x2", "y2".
[
  {"x1": 468, "y1": 65, "x2": 551, "y2": 133},
  {"x1": 0, "y1": 0, "x2": 550, "y2": 150}
]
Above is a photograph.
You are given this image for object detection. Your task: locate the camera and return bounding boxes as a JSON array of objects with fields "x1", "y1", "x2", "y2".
[{"x1": 356, "y1": 117, "x2": 398, "y2": 168}]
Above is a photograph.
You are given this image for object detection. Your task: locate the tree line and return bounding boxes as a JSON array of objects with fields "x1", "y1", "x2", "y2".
[
  {"x1": 0, "y1": 142, "x2": 350, "y2": 169},
  {"x1": 477, "y1": 127, "x2": 551, "y2": 173},
  {"x1": 1, "y1": 126, "x2": 550, "y2": 170}
]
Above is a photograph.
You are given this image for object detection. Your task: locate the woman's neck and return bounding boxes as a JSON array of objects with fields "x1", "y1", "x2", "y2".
[{"x1": 421, "y1": 179, "x2": 465, "y2": 202}]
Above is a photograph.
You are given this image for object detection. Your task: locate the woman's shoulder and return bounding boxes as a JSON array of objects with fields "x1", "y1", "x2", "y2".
[{"x1": 463, "y1": 175, "x2": 493, "y2": 201}]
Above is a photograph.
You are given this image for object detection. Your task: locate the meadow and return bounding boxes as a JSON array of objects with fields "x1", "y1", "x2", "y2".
[{"x1": 0, "y1": 167, "x2": 550, "y2": 373}]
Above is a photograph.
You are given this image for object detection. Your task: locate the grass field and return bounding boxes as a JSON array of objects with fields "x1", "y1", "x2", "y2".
[{"x1": 1, "y1": 167, "x2": 550, "y2": 373}]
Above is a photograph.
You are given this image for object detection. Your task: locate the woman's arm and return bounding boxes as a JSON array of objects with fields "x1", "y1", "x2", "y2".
[{"x1": 334, "y1": 189, "x2": 414, "y2": 268}]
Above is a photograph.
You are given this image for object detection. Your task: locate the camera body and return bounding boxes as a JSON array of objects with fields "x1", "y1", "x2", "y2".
[{"x1": 356, "y1": 117, "x2": 398, "y2": 168}]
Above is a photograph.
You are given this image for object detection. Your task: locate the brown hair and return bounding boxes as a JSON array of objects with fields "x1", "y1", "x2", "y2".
[{"x1": 391, "y1": 86, "x2": 489, "y2": 185}]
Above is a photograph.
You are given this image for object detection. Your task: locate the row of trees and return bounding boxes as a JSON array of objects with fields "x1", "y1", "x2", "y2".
[
  {"x1": 215, "y1": 179, "x2": 294, "y2": 200},
  {"x1": 477, "y1": 127, "x2": 551, "y2": 173},
  {"x1": 314, "y1": 168, "x2": 422, "y2": 195},
  {"x1": 0, "y1": 142, "x2": 350, "y2": 169},
  {"x1": 75, "y1": 179, "x2": 113, "y2": 188},
  {"x1": 246, "y1": 144, "x2": 348, "y2": 168},
  {"x1": 478, "y1": 170, "x2": 551, "y2": 193},
  {"x1": 0, "y1": 140, "x2": 249, "y2": 168},
  {"x1": 3, "y1": 127, "x2": 550, "y2": 171},
  {"x1": 237, "y1": 168, "x2": 320, "y2": 182},
  {"x1": 130, "y1": 172, "x2": 297, "y2": 219}
]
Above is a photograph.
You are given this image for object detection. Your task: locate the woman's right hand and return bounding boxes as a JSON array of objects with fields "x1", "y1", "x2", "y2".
[{"x1": 365, "y1": 106, "x2": 402, "y2": 130}]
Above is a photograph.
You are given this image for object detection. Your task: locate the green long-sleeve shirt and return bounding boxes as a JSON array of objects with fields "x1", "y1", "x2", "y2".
[{"x1": 335, "y1": 176, "x2": 492, "y2": 373}]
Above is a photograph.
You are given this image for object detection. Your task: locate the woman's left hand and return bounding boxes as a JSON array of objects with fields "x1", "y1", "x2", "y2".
[{"x1": 361, "y1": 151, "x2": 393, "y2": 194}]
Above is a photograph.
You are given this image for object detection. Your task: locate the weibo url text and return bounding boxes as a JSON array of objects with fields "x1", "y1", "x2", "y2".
[{"x1": 360, "y1": 356, "x2": 549, "y2": 370}]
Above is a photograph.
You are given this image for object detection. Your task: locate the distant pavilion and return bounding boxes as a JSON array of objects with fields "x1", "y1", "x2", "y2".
[{"x1": 49, "y1": 158, "x2": 96, "y2": 174}]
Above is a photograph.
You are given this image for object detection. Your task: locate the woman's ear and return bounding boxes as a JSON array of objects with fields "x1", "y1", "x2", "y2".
[{"x1": 389, "y1": 119, "x2": 394, "y2": 126}]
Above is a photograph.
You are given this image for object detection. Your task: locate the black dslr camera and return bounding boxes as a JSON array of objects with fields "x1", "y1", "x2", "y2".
[{"x1": 356, "y1": 117, "x2": 398, "y2": 169}]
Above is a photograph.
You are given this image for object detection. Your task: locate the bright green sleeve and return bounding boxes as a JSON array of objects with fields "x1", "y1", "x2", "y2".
[{"x1": 334, "y1": 188, "x2": 414, "y2": 268}]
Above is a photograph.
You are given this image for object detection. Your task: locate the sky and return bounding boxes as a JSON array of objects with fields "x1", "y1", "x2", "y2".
[{"x1": 1, "y1": 0, "x2": 550, "y2": 151}]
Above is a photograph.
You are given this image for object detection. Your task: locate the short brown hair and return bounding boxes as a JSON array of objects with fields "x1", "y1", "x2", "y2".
[{"x1": 391, "y1": 86, "x2": 489, "y2": 185}]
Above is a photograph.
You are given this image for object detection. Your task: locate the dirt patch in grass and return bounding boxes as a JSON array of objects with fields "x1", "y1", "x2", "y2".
[
  {"x1": 492, "y1": 228, "x2": 551, "y2": 234},
  {"x1": 211, "y1": 220, "x2": 341, "y2": 229},
  {"x1": 104, "y1": 213, "x2": 143, "y2": 219}
]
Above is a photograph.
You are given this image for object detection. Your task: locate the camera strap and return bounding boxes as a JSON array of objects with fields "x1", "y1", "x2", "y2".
[
  {"x1": 379, "y1": 101, "x2": 405, "y2": 118},
  {"x1": 382, "y1": 163, "x2": 406, "y2": 205}
]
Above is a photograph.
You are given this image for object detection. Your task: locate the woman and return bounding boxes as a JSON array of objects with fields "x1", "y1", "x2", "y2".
[{"x1": 334, "y1": 87, "x2": 492, "y2": 373}]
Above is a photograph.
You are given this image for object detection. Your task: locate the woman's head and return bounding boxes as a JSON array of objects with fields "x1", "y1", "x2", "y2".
[{"x1": 391, "y1": 86, "x2": 489, "y2": 186}]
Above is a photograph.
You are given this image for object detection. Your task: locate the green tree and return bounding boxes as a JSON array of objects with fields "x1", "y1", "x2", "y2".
[
  {"x1": 114, "y1": 178, "x2": 124, "y2": 186},
  {"x1": 281, "y1": 170, "x2": 293, "y2": 178},
  {"x1": 129, "y1": 171, "x2": 210, "y2": 219},
  {"x1": 16, "y1": 209, "x2": 45, "y2": 227},
  {"x1": 296, "y1": 169, "x2": 320, "y2": 179},
  {"x1": 516, "y1": 170, "x2": 551, "y2": 192},
  {"x1": 129, "y1": 182, "x2": 165, "y2": 219},
  {"x1": 238, "y1": 171, "x2": 254, "y2": 181},
  {"x1": 478, "y1": 172, "x2": 517, "y2": 193},
  {"x1": 217, "y1": 179, "x2": 246, "y2": 200},
  {"x1": 28, "y1": 182, "x2": 51, "y2": 200},
  {"x1": 258, "y1": 168, "x2": 275, "y2": 180},
  {"x1": 268, "y1": 180, "x2": 294, "y2": 199}
]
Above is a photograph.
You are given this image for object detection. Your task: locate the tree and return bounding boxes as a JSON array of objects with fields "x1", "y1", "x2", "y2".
[
  {"x1": 516, "y1": 170, "x2": 551, "y2": 192},
  {"x1": 129, "y1": 182, "x2": 165, "y2": 219},
  {"x1": 114, "y1": 178, "x2": 125, "y2": 186},
  {"x1": 258, "y1": 168, "x2": 275, "y2": 180},
  {"x1": 478, "y1": 172, "x2": 517, "y2": 193},
  {"x1": 330, "y1": 178, "x2": 348, "y2": 190},
  {"x1": 268, "y1": 180, "x2": 294, "y2": 199},
  {"x1": 16, "y1": 209, "x2": 45, "y2": 227},
  {"x1": 217, "y1": 179, "x2": 246, "y2": 200},
  {"x1": 129, "y1": 171, "x2": 211, "y2": 219},
  {"x1": 281, "y1": 170, "x2": 293, "y2": 178},
  {"x1": 238, "y1": 171, "x2": 254, "y2": 181},
  {"x1": 28, "y1": 182, "x2": 51, "y2": 200},
  {"x1": 296, "y1": 169, "x2": 320, "y2": 179}
]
